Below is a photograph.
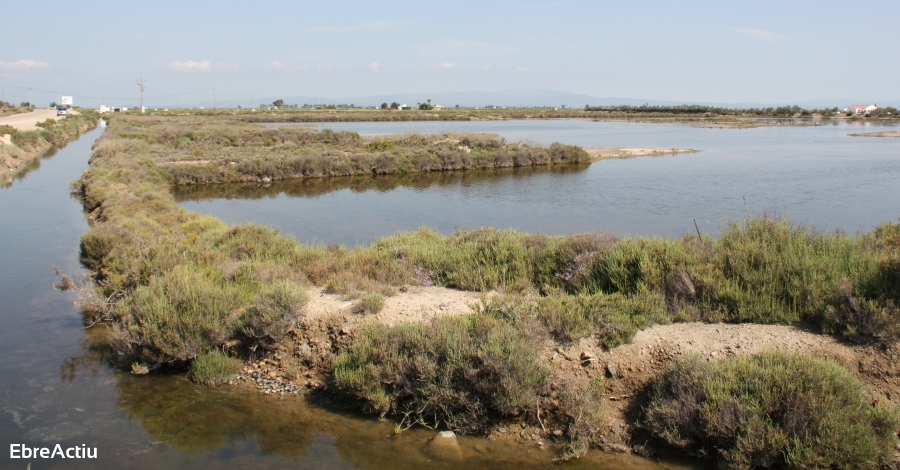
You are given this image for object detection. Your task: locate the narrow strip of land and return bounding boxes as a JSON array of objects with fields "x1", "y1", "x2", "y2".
[
  {"x1": 849, "y1": 131, "x2": 900, "y2": 137},
  {"x1": 585, "y1": 147, "x2": 700, "y2": 161}
]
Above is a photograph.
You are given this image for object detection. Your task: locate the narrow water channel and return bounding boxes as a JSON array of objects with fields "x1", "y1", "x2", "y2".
[{"x1": 0, "y1": 125, "x2": 697, "y2": 468}]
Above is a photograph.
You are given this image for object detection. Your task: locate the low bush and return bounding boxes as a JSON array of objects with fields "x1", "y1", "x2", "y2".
[
  {"x1": 188, "y1": 350, "x2": 243, "y2": 386},
  {"x1": 243, "y1": 280, "x2": 308, "y2": 350},
  {"x1": 333, "y1": 313, "x2": 549, "y2": 433},
  {"x1": 352, "y1": 293, "x2": 385, "y2": 314},
  {"x1": 475, "y1": 291, "x2": 668, "y2": 348},
  {"x1": 644, "y1": 351, "x2": 900, "y2": 469}
]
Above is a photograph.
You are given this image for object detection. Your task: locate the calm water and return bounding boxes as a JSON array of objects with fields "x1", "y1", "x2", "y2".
[
  {"x1": 177, "y1": 119, "x2": 900, "y2": 246},
  {"x1": 0, "y1": 123, "x2": 689, "y2": 468}
]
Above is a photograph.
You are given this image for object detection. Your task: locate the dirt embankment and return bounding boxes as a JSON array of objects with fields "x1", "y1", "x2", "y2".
[
  {"x1": 1, "y1": 113, "x2": 93, "y2": 184},
  {"x1": 0, "y1": 140, "x2": 53, "y2": 183},
  {"x1": 231, "y1": 286, "x2": 900, "y2": 456}
]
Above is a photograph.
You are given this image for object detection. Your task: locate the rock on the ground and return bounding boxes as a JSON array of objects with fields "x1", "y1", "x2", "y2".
[{"x1": 425, "y1": 430, "x2": 463, "y2": 462}]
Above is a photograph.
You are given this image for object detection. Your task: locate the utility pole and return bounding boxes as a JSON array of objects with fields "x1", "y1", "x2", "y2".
[
  {"x1": 213, "y1": 87, "x2": 216, "y2": 109},
  {"x1": 15, "y1": 90, "x2": 19, "y2": 108},
  {"x1": 137, "y1": 78, "x2": 146, "y2": 113},
  {"x1": 29, "y1": 88, "x2": 32, "y2": 109}
]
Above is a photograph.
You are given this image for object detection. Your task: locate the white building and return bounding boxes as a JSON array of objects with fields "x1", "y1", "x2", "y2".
[{"x1": 845, "y1": 104, "x2": 878, "y2": 115}]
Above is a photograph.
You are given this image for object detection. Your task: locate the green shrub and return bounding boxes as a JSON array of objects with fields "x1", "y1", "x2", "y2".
[
  {"x1": 352, "y1": 293, "x2": 385, "y2": 314},
  {"x1": 242, "y1": 280, "x2": 308, "y2": 350},
  {"x1": 188, "y1": 351, "x2": 243, "y2": 386},
  {"x1": 333, "y1": 313, "x2": 549, "y2": 433},
  {"x1": 475, "y1": 291, "x2": 668, "y2": 347},
  {"x1": 644, "y1": 351, "x2": 900, "y2": 469},
  {"x1": 113, "y1": 264, "x2": 246, "y2": 363}
]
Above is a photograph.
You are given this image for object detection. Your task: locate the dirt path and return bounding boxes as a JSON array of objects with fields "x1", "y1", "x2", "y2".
[{"x1": 0, "y1": 108, "x2": 72, "y2": 131}]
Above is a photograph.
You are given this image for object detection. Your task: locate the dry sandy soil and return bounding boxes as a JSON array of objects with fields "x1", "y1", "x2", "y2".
[{"x1": 304, "y1": 285, "x2": 486, "y2": 327}]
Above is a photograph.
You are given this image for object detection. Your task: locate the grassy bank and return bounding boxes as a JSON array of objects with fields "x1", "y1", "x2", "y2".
[
  {"x1": 1, "y1": 110, "x2": 100, "y2": 184},
  {"x1": 75, "y1": 114, "x2": 900, "y2": 463}
]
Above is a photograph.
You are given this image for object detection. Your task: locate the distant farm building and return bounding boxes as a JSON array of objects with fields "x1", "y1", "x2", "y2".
[
  {"x1": 845, "y1": 104, "x2": 878, "y2": 115},
  {"x1": 432, "y1": 104, "x2": 445, "y2": 110}
]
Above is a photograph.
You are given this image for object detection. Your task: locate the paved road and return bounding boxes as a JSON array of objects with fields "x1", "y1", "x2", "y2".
[{"x1": 0, "y1": 108, "x2": 71, "y2": 131}]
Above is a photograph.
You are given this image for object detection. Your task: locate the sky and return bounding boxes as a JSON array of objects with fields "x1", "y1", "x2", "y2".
[{"x1": 2, "y1": 0, "x2": 897, "y2": 108}]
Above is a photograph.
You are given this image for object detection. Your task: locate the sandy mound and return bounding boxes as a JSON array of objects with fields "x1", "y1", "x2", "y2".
[{"x1": 304, "y1": 286, "x2": 485, "y2": 326}]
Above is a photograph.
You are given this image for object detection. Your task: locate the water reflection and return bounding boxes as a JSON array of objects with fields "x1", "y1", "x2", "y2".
[
  {"x1": 173, "y1": 163, "x2": 592, "y2": 202},
  {"x1": 0, "y1": 146, "x2": 58, "y2": 188},
  {"x1": 111, "y1": 370, "x2": 696, "y2": 469}
]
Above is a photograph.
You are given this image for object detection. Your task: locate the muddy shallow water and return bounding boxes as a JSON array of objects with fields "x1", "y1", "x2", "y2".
[{"x1": 0, "y1": 124, "x2": 696, "y2": 468}]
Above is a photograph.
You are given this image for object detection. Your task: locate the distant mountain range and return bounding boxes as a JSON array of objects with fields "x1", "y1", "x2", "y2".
[{"x1": 148, "y1": 89, "x2": 900, "y2": 110}]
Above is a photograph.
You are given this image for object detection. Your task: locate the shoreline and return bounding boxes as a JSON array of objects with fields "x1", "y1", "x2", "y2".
[
  {"x1": 849, "y1": 131, "x2": 900, "y2": 138},
  {"x1": 585, "y1": 147, "x2": 700, "y2": 161}
]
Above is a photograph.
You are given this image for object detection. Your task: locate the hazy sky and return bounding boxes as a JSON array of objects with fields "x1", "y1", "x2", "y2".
[{"x1": 2, "y1": 0, "x2": 897, "y2": 107}]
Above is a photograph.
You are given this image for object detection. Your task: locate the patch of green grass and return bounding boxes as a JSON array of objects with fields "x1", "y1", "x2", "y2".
[
  {"x1": 188, "y1": 350, "x2": 243, "y2": 386},
  {"x1": 643, "y1": 351, "x2": 900, "y2": 469}
]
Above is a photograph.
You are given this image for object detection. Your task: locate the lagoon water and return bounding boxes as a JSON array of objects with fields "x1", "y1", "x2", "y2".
[
  {"x1": 0, "y1": 123, "x2": 696, "y2": 468},
  {"x1": 178, "y1": 119, "x2": 900, "y2": 246}
]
